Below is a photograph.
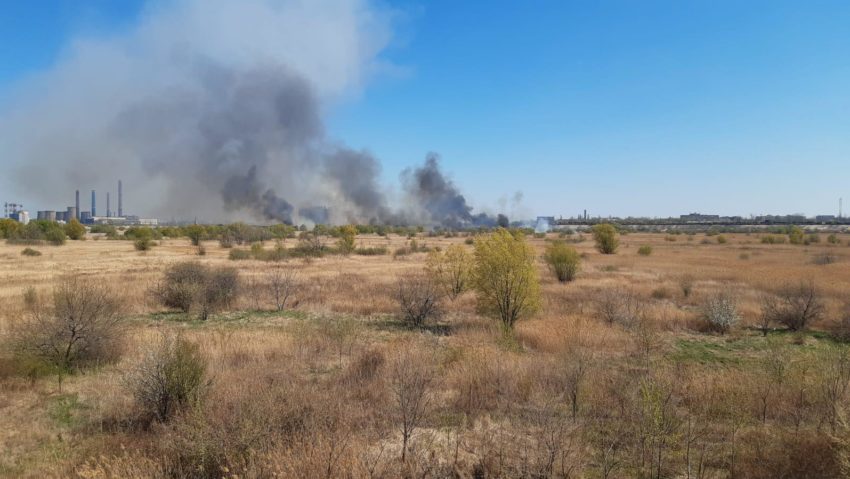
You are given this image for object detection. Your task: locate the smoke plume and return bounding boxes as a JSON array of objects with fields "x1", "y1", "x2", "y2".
[{"x1": 0, "y1": 0, "x2": 503, "y2": 227}]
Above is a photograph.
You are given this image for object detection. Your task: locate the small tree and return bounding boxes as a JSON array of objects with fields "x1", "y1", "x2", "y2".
[
  {"x1": 267, "y1": 265, "x2": 299, "y2": 311},
  {"x1": 472, "y1": 229, "x2": 541, "y2": 331},
  {"x1": 762, "y1": 280, "x2": 824, "y2": 331},
  {"x1": 592, "y1": 224, "x2": 619, "y2": 254},
  {"x1": 64, "y1": 219, "x2": 86, "y2": 240},
  {"x1": 336, "y1": 224, "x2": 357, "y2": 255},
  {"x1": 389, "y1": 348, "x2": 435, "y2": 462},
  {"x1": 12, "y1": 275, "x2": 123, "y2": 374},
  {"x1": 542, "y1": 240, "x2": 581, "y2": 282},
  {"x1": 128, "y1": 333, "x2": 207, "y2": 422},
  {"x1": 426, "y1": 244, "x2": 472, "y2": 299},
  {"x1": 701, "y1": 290, "x2": 740, "y2": 333},
  {"x1": 395, "y1": 273, "x2": 442, "y2": 327}
]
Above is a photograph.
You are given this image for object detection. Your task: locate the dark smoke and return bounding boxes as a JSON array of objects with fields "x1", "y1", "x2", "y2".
[
  {"x1": 402, "y1": 153, "x2": 497, "y2": 228},
  {"x1": 1, "y1": 0, "x2": 511, "y2": 228}
]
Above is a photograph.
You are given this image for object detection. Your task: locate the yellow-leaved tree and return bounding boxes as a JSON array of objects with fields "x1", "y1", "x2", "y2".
[{"x1": 472, "y1": 229, "x2": 541, "y2": 332}]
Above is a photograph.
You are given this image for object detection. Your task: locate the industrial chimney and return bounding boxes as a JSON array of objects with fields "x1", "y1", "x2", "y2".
[
  {"x1": 91, "y1": 190, "x2": 96, "y2": 217},
  {"x1": 106, "y1": 192, "x2": 111, "y2": 218},
  {"x1": 75, "y1": 190, "x2": 80, "y2": 220},
  {"x1": 118, "y1": 180, "x2": 123, "y2": 217}
]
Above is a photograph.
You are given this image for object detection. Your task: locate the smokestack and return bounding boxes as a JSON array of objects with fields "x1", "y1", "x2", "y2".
[
  {"x1": 75, "y1": 190, "x2": 80, "y2": 220},
  {"x1": 118, "y1": 180, "x2": 123, "y2": 217},
  {"x1": 107, "y1": 192, "x2": 111, "y2": 218},
  {"x1": 91, "y1": 190, "x2": 96, "y2": 217}
]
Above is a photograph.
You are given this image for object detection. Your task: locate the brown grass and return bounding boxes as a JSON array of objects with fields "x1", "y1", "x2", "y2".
[{"x1": 2, "y1": 232, "x2": 850, "y2": 477}]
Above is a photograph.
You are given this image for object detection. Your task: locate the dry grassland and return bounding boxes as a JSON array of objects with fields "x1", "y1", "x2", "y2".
[{"x1": 1, "y1": 231, "x2": 850, "y2": 478}]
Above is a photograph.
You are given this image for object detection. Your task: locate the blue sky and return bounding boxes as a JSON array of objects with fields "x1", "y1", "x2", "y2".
[{"x1": 2, "y1": 1, "x2": 849, "y2": 218}]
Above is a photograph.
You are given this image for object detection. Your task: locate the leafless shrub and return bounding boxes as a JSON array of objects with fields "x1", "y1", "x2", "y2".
[
  {"x1": 267, "y1": 265, "x2": 299, "y2": 311},
  {"x1": 12, "y1": 275, "x2": 123, "y2": 374},
  {"x1": 833, "y1": 305, "x2": 850, "y2": 342},
  {"x1": 812, "y1": 252, "x2": 837, "y2": 265},
  {"x1": 701, "y1": 290, "x2": 740, "y2": 333},
  {"x1": 594, "y1": 287, "x2": 646, "y2": 327},
  {"x1": 395, "y1": 273, "x2": 442, "y2": 327},
  {"x1": 679, "y1": 274, "x2": 695, "y2": 298},
  {"x1": 389, "y1": 348, "x2": 435, "y2": 462},
  {"x1": 126, "y1": 334, "x2": 208, "y2": 423},
  {"x1": 761, "y1": 280, "x2": 824, "y2": 331}
]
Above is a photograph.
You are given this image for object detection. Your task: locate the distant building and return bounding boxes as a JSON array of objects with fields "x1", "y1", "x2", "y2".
[
  {"x1": 816, "y1": 215, "x2": 837, "y2": 223},
  {"x1": 536, "y1": 216, "x2": 555, "y2": 226}
]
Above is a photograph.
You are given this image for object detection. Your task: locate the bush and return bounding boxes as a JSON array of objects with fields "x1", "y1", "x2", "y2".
[
  {"x1": 637, "y1": 245, "x2": 653, "y2": 256},
  {"x1": 395, "y1": 273, "x2": 442, "y2": 327},
  {"x1": 21, "y1": 247, "x2": 41, "y2": 257},
  {"x1": 336, "y1": 225, "x2": 357, "y2": 255},
  {"x1": 45, "y1": 226, "x2": 67, "y2": 245},
  {"x1": 591, "y1": 224, "x2": 619, "y2": 254},
  {"x1": 267, "y1": 265, "x2": 299, "y2": 311},
  {"x1": 354, "y1": 246, "x2": 388, "y2": 256},
  {"x1": 426, "y1": 244, "x2": 473, "y2": 298},
  {"x1": 594, "y1": 288, "x2": 645, "y2": 326},
  {"x1": 716, "y1": 235, "x2": 728, "y2": 244},
  {"x1": 228, "y1": 248, "x2": 252, "y2": 261},
  {"x1": 64, "y1": 219, "x2": 86, "y2": 240},
  {"x1": 828, "y1": 234, "x2": 841, "y2": 245},
  {"x1": 128, "y1": 334, "x2": 207, "y2": 423},
  {"x1": 12, "y1": 276, "x2": 123, "y2": 374},
  {"x1": 185, "y1": 225, "x2": 206, "y2": 246},
  {"x1": 134, "y1": 237, "x2": 153, "y2": 251},
  {"x1": 788, "y1": 226, "x2": 804, "y2": 245},
  {"x1": 701, "y1": 291, "x2": 740, "y2": 333},
  {"x1": 154, "y1": 262, "x2": 239, "y2": 320},
  {"x1": 762, "y1": 280, "x2": 824, "y2": 331},
  {"x1": 542, "y1": 241, "x2": 581, "y2": 282},
  {"x1": 472, "y1": 229, "x2": 541, "y2": 331}
]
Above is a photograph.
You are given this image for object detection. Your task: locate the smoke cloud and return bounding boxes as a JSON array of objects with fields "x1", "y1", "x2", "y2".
[{"x1": 0, "y1": 0, "x2": 504, "y2": 227}]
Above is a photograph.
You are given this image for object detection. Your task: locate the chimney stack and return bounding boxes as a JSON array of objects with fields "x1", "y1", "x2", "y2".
[
  {"x1": 75, "y1": 190, "x2": 80, "y2": 220},
  {"x1": 91, "y1": 190, "x2": 96, "y2": 217},
  {"x1": 118, "y1": 180, "x2": 123, "y2": 217},
  {"x1": 107, "y1": 192, "x2": 111, "y2": 218}
]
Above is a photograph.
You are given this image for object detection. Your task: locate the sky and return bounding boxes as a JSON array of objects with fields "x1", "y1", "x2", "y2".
[{"x1": 1, "y1": 0, "x2": 849, "y2": 219}]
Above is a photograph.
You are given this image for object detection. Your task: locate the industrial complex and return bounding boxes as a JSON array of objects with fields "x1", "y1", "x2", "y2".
[{"x1": 4, "y1": 179, "x2": 158, "y2": 226}]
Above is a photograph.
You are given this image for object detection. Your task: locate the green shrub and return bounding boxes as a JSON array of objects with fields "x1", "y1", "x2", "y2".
[
  {"x1": 716, "y1": 235, "x2": 728, "y2": 244},
  {"x1": 355, "y1": 246, "x2": 388, "y2": 256},
  {"x1": 591, "y1": 224, "x2": 619, "y2": 254},
  {"x1": 637, "y1": 245, "x2": 653, "y2": 256},
  {"x1": 542, "y1": 241, "x2": 581, "y2": 282},
  {"x1": 427, "y1": 244, "x2": 473, "y2": 298},
  {"x1": 21, "y1": 247, "x2": 41, "y2": 257},
  {"x1": 64, "y1": 219, "x2": 86, "y2": 240}
]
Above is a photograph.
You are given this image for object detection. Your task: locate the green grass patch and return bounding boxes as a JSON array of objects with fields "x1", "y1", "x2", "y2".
[{"x1": 48, "y1": 393, "x2": 87, "y2": 428}]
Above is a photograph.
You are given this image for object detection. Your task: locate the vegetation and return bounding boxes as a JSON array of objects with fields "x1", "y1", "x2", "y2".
[
  {"x1": 64, "y1": 219, "x2": 86, "y2": 240},
  {"x1": 127, "y1": 334, "x2": 207, "y2": 423},
  {"x1": 21, "y1": 247, "x2": 41, "y2": 256},
  {"x1": 762, "y1": 280, "x2": 824, "y2": 331},
  {"x1": 471, "y1": 229, "x2": 540, "y2": 331},
  {"x1": 11, "y1": 276, "x2": 123, "y2": 376},
  {"x1": 395, "y1": 273, "x2": 442, "y2": 327},
  {"x1": 637, "y1": 244, "x2": 653, "y2": 256},
  {"x1": 701, "y1": 290, "x2": 740, "y2": 333},
  {"x1": 591, "y1": 223, "x2": 619, "y2": 254},
  {"x1": 153, "y1": 262, "x2": 240, "y2": 320},
  {"x1": 336, "y1": 224, "x2": 357, "y2": 255},
  {"x1": 542, "y1": 240, "x2": 581, "y2": 282},
  {"x1": 426, "y1": 244, "x2": 472, "y2": 298}
]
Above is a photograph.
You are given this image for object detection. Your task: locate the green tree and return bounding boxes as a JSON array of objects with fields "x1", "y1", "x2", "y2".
[
  {"x1": 64, "y1": 219, "x2": 86, "y2": 240},
  {"x1": 0, "y1": 218, "x2": 21, "y2": 238},
  {"x1": 592, "y1": 223, "x2": 619, "y2": 254},
  {"x1": 426, "y1": 244, "x2": 473, "y2": 299},
  {"x1": 472, "y1": 229, "x2": 541, "y2": 331},
  {"x1": 788, "y1": 226, "x2": 804, "y2": 245},
  {"x1": 185, "y1": 224, "x2": 206, "y2": 246},
  {"x1": 542, "y1": 240, "x2": 581, "y2": 282},
  {"x1": 337, "y1": 224, "x2": 357, "y2": 255}
]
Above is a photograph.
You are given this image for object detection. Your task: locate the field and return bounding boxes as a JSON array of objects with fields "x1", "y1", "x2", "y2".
[{"x1": 2, "y1": 230, "x2": 850, "y2": 478}]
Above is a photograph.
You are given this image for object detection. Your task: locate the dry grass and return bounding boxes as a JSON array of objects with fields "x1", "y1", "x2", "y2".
[{"x1": 2, "y1": 231, "x2": 850, "y2": 477}]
